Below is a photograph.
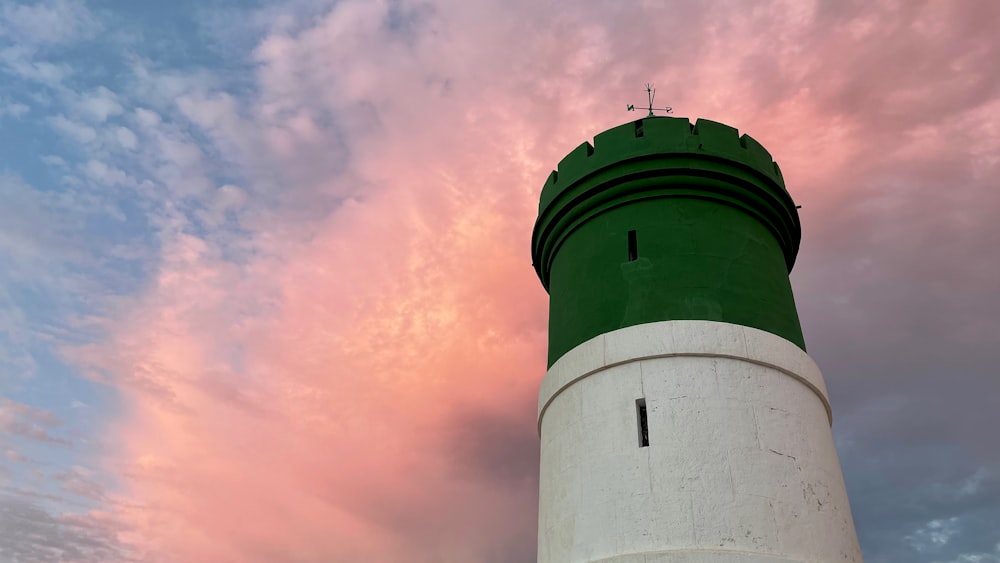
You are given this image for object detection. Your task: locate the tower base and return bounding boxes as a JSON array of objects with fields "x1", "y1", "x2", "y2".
[{"x1": 537, "y1": 321, "x2": 862, "y2": 563}]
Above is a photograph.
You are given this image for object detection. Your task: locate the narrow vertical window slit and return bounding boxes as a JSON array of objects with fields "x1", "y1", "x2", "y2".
[
  {"x1": 636, "y1": 398, "x2": 649, "y2": 447},
  {"x1": 627, "y1": 230, "x2": 638, "y2": 262}
]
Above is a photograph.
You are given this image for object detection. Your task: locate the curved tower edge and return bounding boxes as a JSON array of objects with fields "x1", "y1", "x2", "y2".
[
  {"x1": 536, "y1": 320, "x2": 862, "y2": 563},
  {"x1": 538, "y1": 321, "x2": 831, "y2": 431}
]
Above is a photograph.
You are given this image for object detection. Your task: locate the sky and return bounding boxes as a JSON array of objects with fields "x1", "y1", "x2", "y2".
[{"x1": 0, "y1": 0, "x2": 998, "y2": 561}]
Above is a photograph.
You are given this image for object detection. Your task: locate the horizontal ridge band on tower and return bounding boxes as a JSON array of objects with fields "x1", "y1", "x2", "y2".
[{"x1": 531, "y1": 116, "x2": 802, "y2": 291}]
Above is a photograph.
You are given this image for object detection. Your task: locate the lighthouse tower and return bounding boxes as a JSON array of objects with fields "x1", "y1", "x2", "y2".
[{"x1": 531, "y1": 116, "x2": 862, "y2": 562}]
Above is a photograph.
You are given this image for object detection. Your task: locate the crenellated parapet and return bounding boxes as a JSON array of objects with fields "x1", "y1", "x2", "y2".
[{"x1": 533, "y1": 117, "x2": 800, "y2": 292}]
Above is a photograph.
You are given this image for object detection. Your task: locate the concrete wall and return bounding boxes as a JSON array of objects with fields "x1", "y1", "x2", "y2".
[{"x1": 537, "y1": 320, "x2": 862, "y2": 563}]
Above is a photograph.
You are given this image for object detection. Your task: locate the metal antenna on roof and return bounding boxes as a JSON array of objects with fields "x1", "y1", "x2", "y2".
[{"x1": 627, "y1": 83, "x2": 672, "y2": 117}]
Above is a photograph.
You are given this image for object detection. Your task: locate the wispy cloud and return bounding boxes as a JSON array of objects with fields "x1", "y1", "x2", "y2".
[
  {"x1": 0, "y1": 97, "x2": 28, "y2": 118},
  {"x1": 0, "y1": 0, "x2": 99, "y2": 46},
  {"x1": 0, "y1": 399, "x2": 70, "y2": 445}
]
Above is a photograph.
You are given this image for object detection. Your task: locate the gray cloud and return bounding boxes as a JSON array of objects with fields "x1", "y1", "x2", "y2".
[
  {"x1": 777, "y1": 4, "x2": 1000, "y2": 558},
  {"x1": 0, "y1": 495, "x2": 133, "y2": 563}
]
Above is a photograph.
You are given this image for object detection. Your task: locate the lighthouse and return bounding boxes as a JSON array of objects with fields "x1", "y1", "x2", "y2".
[{"x1": 531, "y1": 116, "x2": 862, "y2": 562}]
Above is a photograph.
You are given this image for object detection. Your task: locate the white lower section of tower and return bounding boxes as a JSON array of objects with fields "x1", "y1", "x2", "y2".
[{"x1": 537, "y1": 320, "x2": 862, "y2": 563}]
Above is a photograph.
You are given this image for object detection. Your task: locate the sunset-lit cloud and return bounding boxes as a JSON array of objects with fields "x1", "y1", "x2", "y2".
[{"x1": 2, "y1": 1, "x2": 999, "y2": 561}]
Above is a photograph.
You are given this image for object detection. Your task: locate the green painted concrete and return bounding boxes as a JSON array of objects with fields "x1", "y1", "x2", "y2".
[{"x1": 532, "y1": 117, "x2": 805, "y2": 366}]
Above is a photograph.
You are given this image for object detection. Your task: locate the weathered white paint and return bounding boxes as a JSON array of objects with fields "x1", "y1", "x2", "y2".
[{"x1": 537, "y1": 320, "x2": 862, "y2": 563}]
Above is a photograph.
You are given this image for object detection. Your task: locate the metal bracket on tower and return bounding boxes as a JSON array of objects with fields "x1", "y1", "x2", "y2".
[{"x1": 627, "y1": 83, "x2": 672, "y2": 117}]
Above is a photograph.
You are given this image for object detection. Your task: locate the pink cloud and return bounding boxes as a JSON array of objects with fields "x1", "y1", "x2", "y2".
[{"x1": 56, "y1": 0, "x2": 1000, "y2": 560}]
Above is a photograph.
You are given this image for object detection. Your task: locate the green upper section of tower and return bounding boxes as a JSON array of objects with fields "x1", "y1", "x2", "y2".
[{"x1": 532, "y1": 116, "x2": 806, "y2": 366}]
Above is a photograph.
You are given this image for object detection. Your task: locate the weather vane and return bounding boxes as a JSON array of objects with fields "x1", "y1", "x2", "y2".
[{"x1": 627, "y1": 83, "x2": 672, "y2": 117}]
